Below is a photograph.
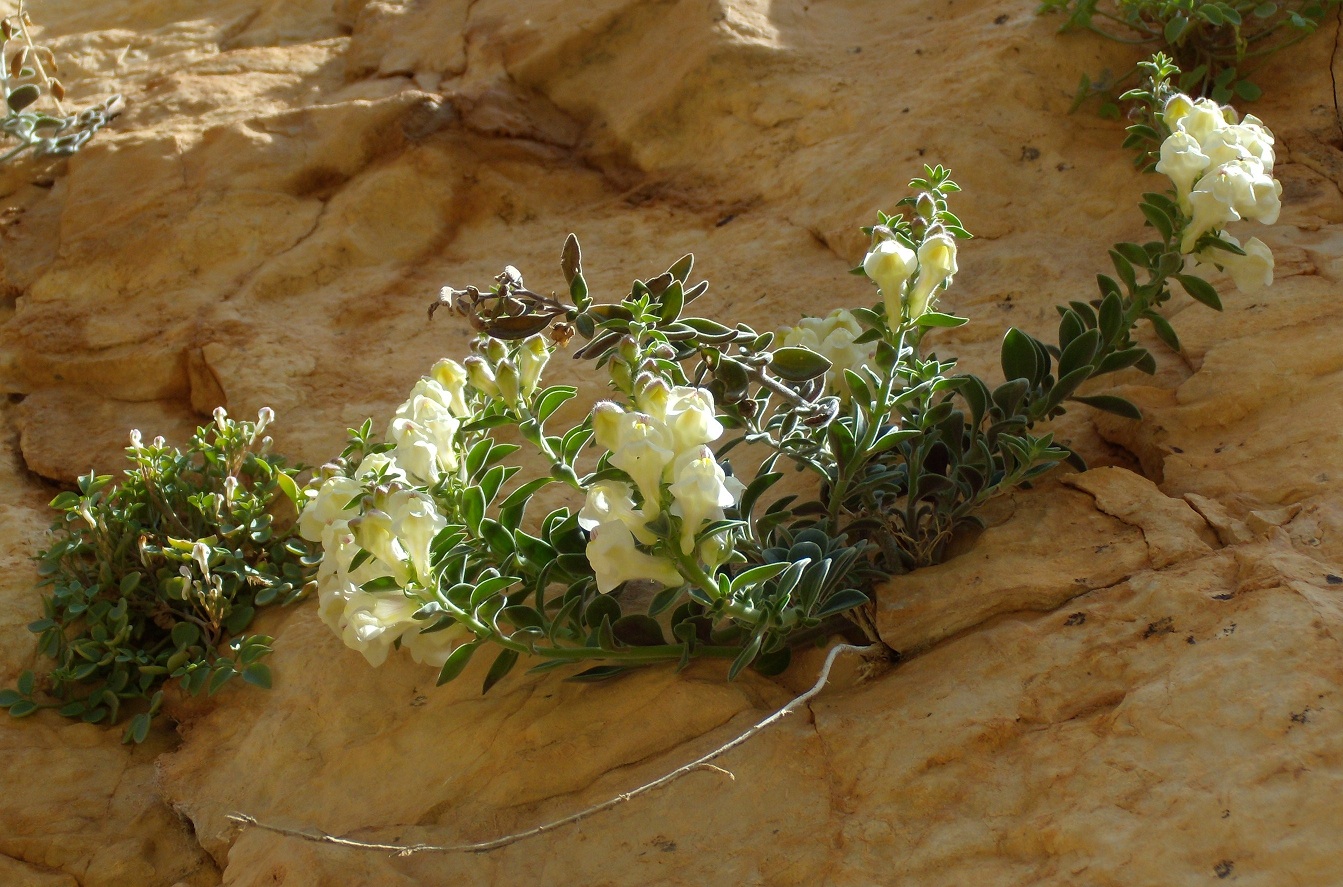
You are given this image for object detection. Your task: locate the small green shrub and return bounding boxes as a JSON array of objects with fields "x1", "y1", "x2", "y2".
[
  {"x1": 1040, "y1": 0, "x2": 1339, "y2": 115},
  {"x1": 0, "y1": 408, "x2": 317, "y2": 743}
]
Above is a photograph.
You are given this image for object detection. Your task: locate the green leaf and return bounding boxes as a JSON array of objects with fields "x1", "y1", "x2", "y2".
[
  {"x1": 728, "y1": 634, "x2": 763, "y2": 681},
  {"x1": 916, "y1": 312, "x2": 969, "y2": 329},
  {"x1": 815, "y1": 588, "x2": 868, "y2": 618},
  {"x1": 1175, "y1": 274, "x2": 1223, "y2": 311},
  {"x1": 1164, "y1": 14, "x2": 1190, "y2": 43},
  {"x1": 667, "y1": 253, "x2": 694, "y2": 284},
  {"x1": 437, "y1": 642, "x2": 480, "y2": 686},
  {"x1": 566, "y1": 665, "x2": 629, "y2": 682},
  {"x1": 6, "y1": 84, "x2": 40, "y2": 112},
  {"x1": 207, "y1": 664, "x2": 236, "y2": 696},
  {"x1": 535, "y1": 386, "x2": 577, "y2": 424},
  {"x1": 1234, "y1": 79, "x2": 1262, "y2": 101},
  {"x1": 241, "y1": 662, "x2": 272, "y2": 689},
  {"x1": 1000, "y1": 328, "x2": 1040, "y2": 384},
  {"x1": 770, "y1": 347, "x2": 832, "y2": 383},
  {"x1": 730, "y1": 561, "x2": 791, "y2": 593},
  {"x1": 611, "y1": 615, "x2": 666, "y2": 646},
  {"x1": 1072, "y1": 394, "x2": 1143, "y2": 420},
  {"x1": 124, "y1": 712, "x2": 151, "y2": 744},
  {"x1": 275, "y1": 472, "x2": 301, "y2": 508},
  {"x1": 1148, "y1": 313, "x2": 1181, "y2": 352},
  {"x1": 8, "y1": 700, "x2": 38, "y2": 718},
  {"x1": 0, "y1": 689, "x2": 24, "y2": 707},
  {"x1": 17, "y1": 670, "x2": 35, "y2": 696},
  {"x1": 481, "y1": 648, "x2": 519, "y2": 694}
]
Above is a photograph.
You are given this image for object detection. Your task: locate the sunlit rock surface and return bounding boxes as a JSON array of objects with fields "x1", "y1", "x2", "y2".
[{"x1": 1, "y1": 0, "x2": 1340, "y2": 883}]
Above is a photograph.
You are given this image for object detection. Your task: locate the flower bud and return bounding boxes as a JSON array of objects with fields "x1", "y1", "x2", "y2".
[
  {"x1": 517, "y1": 335, "x2": 550, "y2": 396},
  {"x1": 916, "y1": 193, "x2": 937, "y2": 221},
  {"x1": 592, "y1": 402, "x2": 625, "y2": 452},
  {"x1": 223, "y1": 475, "x2": 238, "y2": 505},
  {"x1": 483, "y1": 337, "x2": 508, "y2": 365},
  {"x1": 256, "y1": 406, "x2": 274, "y2": 435},
  {"x1": 464, "y1": 356, "x2": 499, "y2": 397},
  {"x1": 213, "y1": 406, "x2": 228, "y2": 432},
  {"x1": 192, "y1": 541, "x2": 212, "y2": 576},
  {"x1": 610, "y1": 359, "x2": 633, "y2": 393},
  {"x1": 128, "y1": 428, "x2": 143, "y2": 449},
  {"x1": 635, "y1": 375, "x2": 671, "y2": 420},
  {"x1": 617, "y1": 336, "x2": 640, "y2": 366},
  {"x1": 495, "y1": 359, "x2": 522, "y2": 407}
]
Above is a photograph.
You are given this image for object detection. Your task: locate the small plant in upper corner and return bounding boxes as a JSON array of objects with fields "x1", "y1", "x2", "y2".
[
  {"x1": 1, "y1": 1, "x2": 123, "y2": 165},
  {"x1": 0, "y1": 408, "x2": 319, "y2": 743},
  {"x1": 1039, "y1": 0, "x2": 1338, "y2": 116},
  {"x1": 295, "y1": 54, "x2": 1281, "y2": 693}
]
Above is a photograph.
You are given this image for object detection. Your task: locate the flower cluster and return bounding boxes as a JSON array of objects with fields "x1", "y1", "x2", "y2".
[
  {"x1": 579, "y1": 380, "x2": 743, "y2": 594},
  {"x1": 299, "y1": 366, "x2": 474, "y2": 668},
  {"x1": 778, "y1": 309, "x2": 874, "y2": 397},
  {"x1": 862, "y1": 230, "x2": 958, "y2": 323},
  {"x1": 1156, "y1": 93, "x2": 1281, "y2": 291}
]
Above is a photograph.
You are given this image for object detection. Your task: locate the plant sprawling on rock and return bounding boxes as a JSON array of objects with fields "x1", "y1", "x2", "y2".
[
  {"x1": 1040, "y1": 0, "x2": 1337, "y2": 115},
  {"x1": 0, "y1": 409, "x2": 317, "y2": 742},
  {"x1": 297, "y1": 56, "x2": 1283, "y2": 691},
  {"x1": 1, "y1": 2, "x2": 123, "y2": 164}
]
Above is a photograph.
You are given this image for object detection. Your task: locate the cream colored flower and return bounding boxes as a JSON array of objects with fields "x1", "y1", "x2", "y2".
[
  {"x1": 586, "y1": 520, "x2": 683, "y2": 594},
  {"x1": 1193, "y1": 234, "x2": 1274, "y2": 293},
  {"x1": 907, "y1": 232, "x2": 959, "y2": 319},
  {"x1": 667, "y1": 446, "x2": 743, "y2": 554},
  {"x1": 863, "y1": 239, "x2": 918, "y2": 322},
  {"x1": 517, "y1": 335, "x2": 551, "y2": 397},
  {"x1": 429, "y1": 359, "x2": 470, "y2": 417},
  {"x1": 1182, "y1": 157, "x2": 1281, "y2": 252},
  {"x1": 779, "y1": 308, "x2": 873, "y2": 398},
  {"x1": 578, "y1": 480, "x2": 656, "y2": 544},
  {"x1": 1155, "y1": 130, "x2": 1211, "y2": 212}
]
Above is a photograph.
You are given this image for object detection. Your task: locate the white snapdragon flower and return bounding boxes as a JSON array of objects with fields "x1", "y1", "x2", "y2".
[
  {"x1": 907, "y1": 232, "x2": 958, "y2": 319},
  {"x1": 666, "y1": 446, "x2": 744, "y2": 555},
  {"x1": 1202, "y1": 116, "x2": 1275, "y2": 170},
  {"x1": 388, "y1": 379, "x2": 463, "y2": 485},
  {"x1": 578, "y1": 480, "x2": 656, "y2": 544},
  {"x1": 335, "y1": 590, "x2": 419, "y2": 667},
  {"x1": 779, "y1": 308, "x2": 874, "y2": 397},
  {"x1": 1182, "y1": 157, "x2": 1281, "y2": 252},
  {"x1": 662, "y1": 387, "x2": 724, "y2": 452},
  {"x1": 592, "y1": 403, "x2": 676, "y2": 514},
  {"x1": 863, "y1": 239, "x2": 918, "y2": 321},
  {"x1": 1165, "y1": 94, "x2": 1228, "y2": 146},
  {"x1": 1193, "y1": 234, "x2": 1274, "y2": 293},
  {"x1": 388, "y1": 488, "x2": 446, "y2": 584},
  {"x1": 1154, "y1": 130, "x2": 1210, "y2": 212},
  {"x1": 516, "y1": 335, "x2": 551, "y2": 397},
  {"x1": 298, "y1": 474, "x2": 364, "y2": 543},
  {"x1": 586, "y1": 519, "x2": 683, "y2": 594},
  {"x1": 429, "y1": 359, "x2": 471, "y2": 417}
]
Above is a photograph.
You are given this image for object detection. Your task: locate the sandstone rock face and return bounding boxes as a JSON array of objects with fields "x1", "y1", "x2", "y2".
[{"x1": 1, "y1": 0, "x2": 1341, "y2": 883}]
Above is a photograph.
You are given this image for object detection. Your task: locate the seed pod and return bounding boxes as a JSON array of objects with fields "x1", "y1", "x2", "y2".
[
  {"x1": 49, "y1": 78, "x2": 64, "y2": 101},
  {"x1": 1, "y1": 20, "x2": 14, "y2": 39},
  {"x1": 9, "y1": 46, "x2": 27, "y2": 78},
  {"x1": 38, "y1": 46, "x2": 56, "y2": 73}
]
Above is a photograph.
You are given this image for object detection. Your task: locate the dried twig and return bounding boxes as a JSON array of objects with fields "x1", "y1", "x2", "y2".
[{"x1": 228, "y1": 642, "x2": 878, "y2": 856}]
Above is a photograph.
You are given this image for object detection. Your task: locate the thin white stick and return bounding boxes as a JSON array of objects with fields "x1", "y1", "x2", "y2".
[{"x1": 228, "y1": 643, "x2": 877, "y2": 857}]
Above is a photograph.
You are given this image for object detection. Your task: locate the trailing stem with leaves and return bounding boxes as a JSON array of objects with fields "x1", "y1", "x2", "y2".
[
  {"x1": 298, "y1": 55, "x2": 1281, "y2": 691},
  {"x1": 0, "y1": 409, "x2": 318, "y2": 742},
  {"x1": 1040, "y1": 0, "x2": 1337, "y2": 115},
  {"x1": 1, "y1": 1, "x2": 123, "y2": 164}
]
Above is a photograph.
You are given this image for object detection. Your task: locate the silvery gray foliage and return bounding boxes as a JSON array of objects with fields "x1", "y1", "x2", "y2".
[{"x1": 1, "y1": 3, "x2": 123, "y2": 164}]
